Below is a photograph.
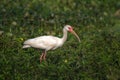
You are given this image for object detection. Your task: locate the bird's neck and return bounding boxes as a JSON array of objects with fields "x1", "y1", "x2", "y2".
[{"x1": 61, "y1": 28, "x2": 68, "y2": 43}]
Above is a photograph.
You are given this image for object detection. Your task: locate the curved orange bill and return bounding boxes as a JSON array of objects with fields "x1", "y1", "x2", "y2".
[{"x1": 71, "y1": 30, "x2": 81, "y2": 42}]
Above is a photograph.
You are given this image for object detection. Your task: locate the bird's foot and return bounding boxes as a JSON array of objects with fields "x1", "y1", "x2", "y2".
[
  {"x1": 40, "y1": 58, "x2": 46, "y2": 63},
  {"x1": 39, "y1": 56, "x2": 46, "y2": 63},
  {"x1": 40, "y1": 58, "x2": 42, "y2": 63}
]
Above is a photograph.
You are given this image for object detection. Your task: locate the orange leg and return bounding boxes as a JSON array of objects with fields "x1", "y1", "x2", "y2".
[
  {"x1": 43, "y1": 52, "x2": 47, "y2": 61},
  {"x1": 40, "y1": 50, "x2": 46, "y2": 63},
  {"x1": 40, "y1": 53, "x2": 44, "y2": 63}
]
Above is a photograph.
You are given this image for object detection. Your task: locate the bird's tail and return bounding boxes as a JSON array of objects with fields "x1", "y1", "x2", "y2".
[{"x1": 22, "y1": 45, "x2": 31, "y2": 48}]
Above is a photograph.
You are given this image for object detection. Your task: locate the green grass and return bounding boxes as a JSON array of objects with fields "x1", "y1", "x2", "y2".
[{"x1": 0, "y1": 0, "x2": 120, "y2": 80}]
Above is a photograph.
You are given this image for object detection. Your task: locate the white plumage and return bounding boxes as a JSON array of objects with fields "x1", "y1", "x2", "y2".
[
  {"x1": 23, "y1": 36, "x2": 63, "y2": 50},
  {"x1": 23, "y1": 25, "x2": 80, "y2": 63}
]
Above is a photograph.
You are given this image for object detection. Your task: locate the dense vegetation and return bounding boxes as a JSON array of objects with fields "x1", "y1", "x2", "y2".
[{"x1": 0, "y1": 0, "x2": 120, "y2": 80}]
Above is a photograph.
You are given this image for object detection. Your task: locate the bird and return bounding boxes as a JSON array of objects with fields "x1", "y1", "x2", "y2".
[{"x1": 23, "y1": 25, "x2": 80, "y2": 63}]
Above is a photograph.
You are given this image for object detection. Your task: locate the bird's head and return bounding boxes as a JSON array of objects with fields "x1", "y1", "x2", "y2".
[
  {"x1": 64, "y1": 25, "x2": 81, "y2": 42},
  {"x1": 65, "y1": 25, "x2": 73, "y2": 32}
]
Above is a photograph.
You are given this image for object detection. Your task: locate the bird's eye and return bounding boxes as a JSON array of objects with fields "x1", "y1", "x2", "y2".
[
  {"x1": 68, "y1": 27, "x2": 72, "y2": 30},
  {"x1": 68, "y1": 27, "x2": 70, "y2": 29}
]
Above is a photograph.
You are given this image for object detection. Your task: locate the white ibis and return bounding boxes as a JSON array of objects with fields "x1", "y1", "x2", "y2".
[{"x1": 23, "y1": 25, "x2": 80, "y2": 62}]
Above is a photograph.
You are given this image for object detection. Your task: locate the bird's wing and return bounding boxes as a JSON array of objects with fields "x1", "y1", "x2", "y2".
[{"x1": 23, "y1": 36, "x2": 60, "y2": 50}]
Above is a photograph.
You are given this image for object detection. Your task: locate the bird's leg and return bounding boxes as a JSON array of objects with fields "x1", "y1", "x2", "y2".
[
  {"x1": 40, "y1": 50, "x2": 46, "y2": 63},
  {"x1": 43, "y1": 50, "x2": 47, "y2": 61},
  {"x1": 40, "y1": 52, "x2": 44, "y2": 63}
]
